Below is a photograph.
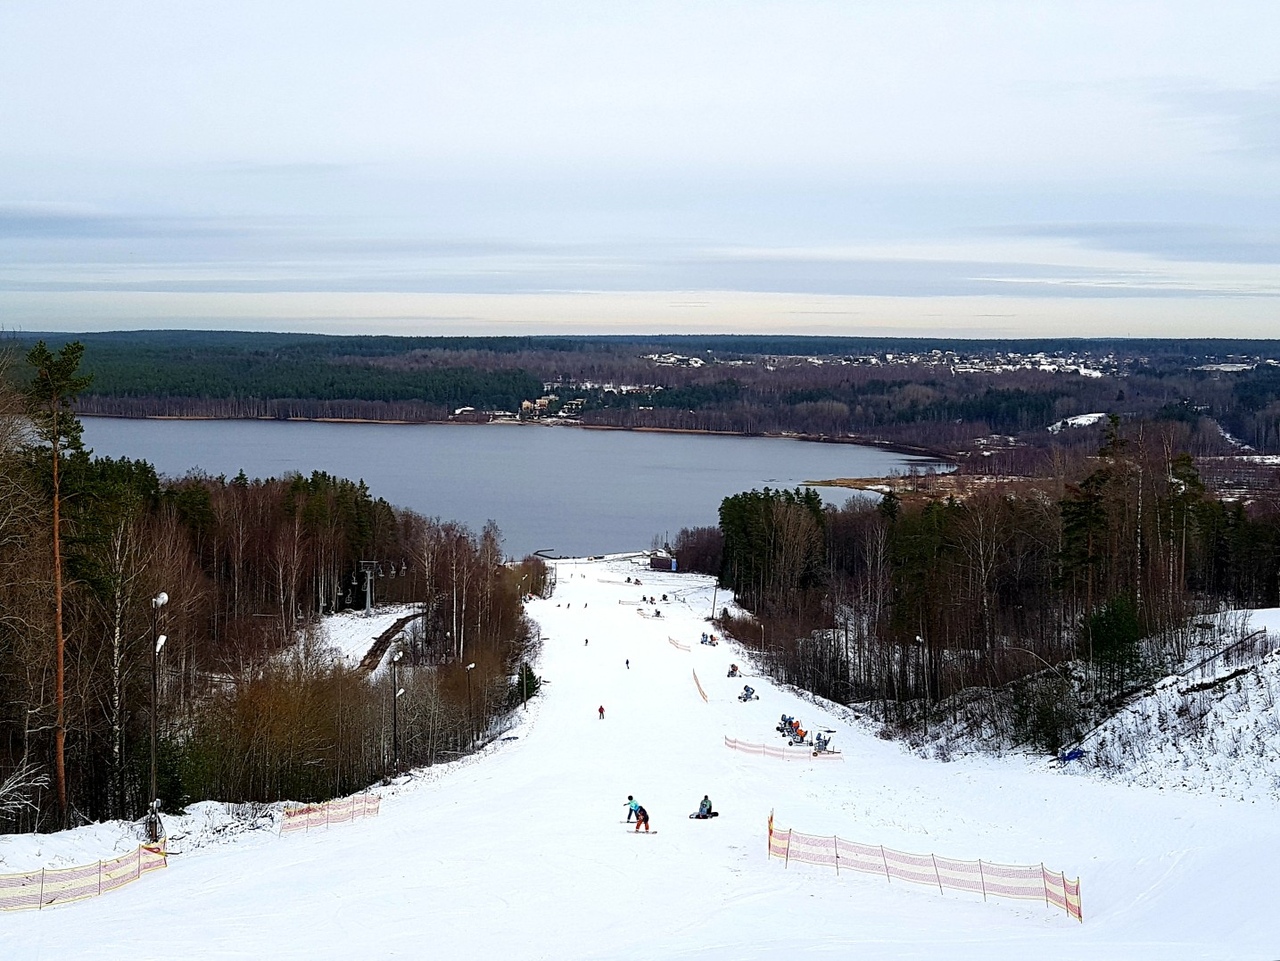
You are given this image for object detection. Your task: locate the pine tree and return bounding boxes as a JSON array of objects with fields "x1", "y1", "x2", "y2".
[{"x1": 24, "y1": 340, "x2": 92, "y2": 826}]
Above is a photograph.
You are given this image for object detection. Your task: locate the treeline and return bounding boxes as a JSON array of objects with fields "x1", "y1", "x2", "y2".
[
  {"x1": 0, "y1": 343, "x2": 545, "y2": 832},
  {"x1": 685, "y1": 418, "x2": 1280, "y2": 751},
  {"x1": 8, "y1": 330, "x2": 1280, "y2": 455}
]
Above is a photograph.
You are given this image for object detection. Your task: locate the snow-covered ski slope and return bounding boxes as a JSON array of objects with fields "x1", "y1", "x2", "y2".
[{"x1": 8, "y1": 555, "x2": 1280, "y2": 960}]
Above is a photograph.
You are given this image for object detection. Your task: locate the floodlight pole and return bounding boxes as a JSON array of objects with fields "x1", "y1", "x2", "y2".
[
  {"x1": 149, "y1": 592, "x2": 169, "y2": 843},
  {"x1": 391, "y1": 650, "x2": 404, "y2": 775},
  {"x1": 465, "y1": 662, "x2": 476, "y2": 747}
]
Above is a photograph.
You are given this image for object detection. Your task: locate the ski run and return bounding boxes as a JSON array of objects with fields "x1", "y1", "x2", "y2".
[{"x1": 5, "y1": 553, "x2": 1280, "y2": 960}]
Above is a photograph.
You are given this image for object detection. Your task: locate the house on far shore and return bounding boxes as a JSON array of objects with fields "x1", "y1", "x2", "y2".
[
  {"x1": 649, "y1": 553, "x2": 677, "y2": 572},
  {"x1": 450, "y1": 406, "x2": 491, "y2": 424}
]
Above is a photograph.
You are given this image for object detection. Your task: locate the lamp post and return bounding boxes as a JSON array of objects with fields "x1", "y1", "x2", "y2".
[
  {"x1": 149, "y1": 591, "x2": 168, "y2": 843},
  {"x1": 391, "y1": 650, "x2": 404, "y2": 775},
  {"x1": 465, "y1": 662, "x2": 476, "y2": 747}
]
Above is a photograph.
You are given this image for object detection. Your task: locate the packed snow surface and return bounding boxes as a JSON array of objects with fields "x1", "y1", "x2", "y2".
[{"x1": 7, "y1": 556, "x2": 1280, "y2": 959}]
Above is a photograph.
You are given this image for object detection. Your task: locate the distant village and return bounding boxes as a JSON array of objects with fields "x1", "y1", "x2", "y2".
[{"x1": 451, "y1": 347, "x2": 1280, "y2": 426}]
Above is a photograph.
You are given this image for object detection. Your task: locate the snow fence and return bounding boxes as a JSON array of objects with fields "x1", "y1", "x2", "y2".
[
  {"x1": 667, "y1": 635, "x2": 690, "y2": 651},
  {"x1": 0, "y1": 843, "x2": 167, "y2": 912},
  {"x1": 280, "y1": 792, "x2": 381, "y2": 834},
  {"x1": 692, "y1": 669, "x2": 708, "y2": 702},
  {"x1": 724, "y1": 735, "x2": 843, "y2": 761},
  {"x1": 767, "y1": 815, "x2": 1083, "y2": 922}
]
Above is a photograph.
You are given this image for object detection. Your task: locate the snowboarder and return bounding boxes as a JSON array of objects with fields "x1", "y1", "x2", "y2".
[
  {"x1": 598, "y1": 705, "x2": 605, "y2": 720},
  {"x1": 634, "y1": 804, "x2": 650, "y2": 832},
  {"x1": 585, "y1": 638, "x2": 589, "y2": 646},
  {"x1": 691, "y1": 795, "x2": 716, "y2": 819},
  {"x1": 625, "y1": 659, "x2": 630, "y2": 669},
  {"x1": 625, "y1": 795, "x2": 640, "y2": 822}
]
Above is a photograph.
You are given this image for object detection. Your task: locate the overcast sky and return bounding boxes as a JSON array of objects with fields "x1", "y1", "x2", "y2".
[{"x1": 2, "y1": 1, "x2": 1279, "y2": 338}]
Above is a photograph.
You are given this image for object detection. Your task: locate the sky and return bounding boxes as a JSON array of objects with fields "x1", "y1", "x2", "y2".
[{"x1": 2, "y1": 1, "x2": 1279, "y2": 338}]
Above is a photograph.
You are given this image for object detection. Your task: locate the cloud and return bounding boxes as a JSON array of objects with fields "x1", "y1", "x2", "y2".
[
  {"x1": 1157, "y1": 82, "x2": 1280, "y2": 160},
  {"x1": 1003, "y1": 222, "x2": 1280, "y2": 265}
]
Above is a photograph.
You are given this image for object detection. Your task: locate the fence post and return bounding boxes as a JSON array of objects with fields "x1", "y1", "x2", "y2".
[
  {"x1": 931, "y1": 853, "x2": 944, "y2": 895},
  {"x1": 38, "y1": 867, "x2": 45, "y2": 909},
  {"x1": 784, "y1": 830, "x2": 792, "y2": 868},
  {"x1": 1041, "y1": 863, "x2": 1050, "y2": 908},
  {"x1": 833, "y1": 836, "x2": 839, "y2": 875},
  {"x1": 977, "y1": 859, "x2": 987, "y2": 901},
  {"x1": 880, "y1": 846, "x2": 891, "y2": 883},
  {"x1": 98, "y1": 859, "x2": 103, "y2": 896}
]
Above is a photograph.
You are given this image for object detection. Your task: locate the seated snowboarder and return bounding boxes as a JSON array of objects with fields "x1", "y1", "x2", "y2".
[{"x1": 690, "y1": 795, "x2": 717, "y2": 819}]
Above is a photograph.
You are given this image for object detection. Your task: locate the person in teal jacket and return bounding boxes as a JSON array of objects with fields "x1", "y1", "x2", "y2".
[{"x1": 625, "y1": 795, "x2": 640, "y2": 822}]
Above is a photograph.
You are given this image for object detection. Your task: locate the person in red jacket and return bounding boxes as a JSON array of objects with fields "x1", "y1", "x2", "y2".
[{"x1": 598, "y1": 705, "x2": 605, "y2": 720}]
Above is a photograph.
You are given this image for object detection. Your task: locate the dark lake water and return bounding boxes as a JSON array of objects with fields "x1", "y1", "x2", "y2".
[{"x1": 81, "y1": 418, "x2": 941, "y2": 558}]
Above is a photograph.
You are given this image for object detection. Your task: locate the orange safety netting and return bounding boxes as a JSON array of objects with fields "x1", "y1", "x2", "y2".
[
  {"x1": 281, "y1": 792, "x2": 382, "y2": 835},
  {"x1": 0, "y1": 843, "x2": 167, "y2": 912},
  {"x1": 767, "y1": 818, "x2": 1082, "y2": 922},
  {"x1": 725, "y1": 735, "x2": 844, "y2": 761}
]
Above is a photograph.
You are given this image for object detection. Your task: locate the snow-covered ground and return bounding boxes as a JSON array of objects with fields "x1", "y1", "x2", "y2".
[
  {"x1": 1048, "y1": 412, "x2": 1108, "y2": 433},
  {"x1": 6, "y1": 556, "x2": 1280, "y2": 959},
  {"x1": 1069, "y1": 608, "x2": 1280, "y2": 801},
  {"x1": 311, "y1": 602, "x2": 419, "y2": 668}
]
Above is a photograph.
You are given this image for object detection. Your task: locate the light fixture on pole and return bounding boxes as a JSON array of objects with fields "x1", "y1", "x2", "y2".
[
  {"x1": 391, "y1": 650, "x2": 404, "y2": 775},
  {"x1": 148, "y1": 592, "x2": 168, "y2": 843},
  {"x1": 465, "y1": 662, "x2": 476, "y2": 747}
]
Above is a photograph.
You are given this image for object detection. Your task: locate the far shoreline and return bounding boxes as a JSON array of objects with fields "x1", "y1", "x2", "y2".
[{"x1": 76, "y1": 411, "x2": 958, "y2": 464}]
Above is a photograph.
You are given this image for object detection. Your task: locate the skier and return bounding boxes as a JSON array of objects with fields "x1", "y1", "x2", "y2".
[
  {"x1": 634, "y1": 804, "x2": 650, "y2": 833},
  {"x1": 625, "y1": 795, "x2": 640, "y2": 822},
  {"x1": 598, "y1": 705, "x2": 605, "y2": 720}
]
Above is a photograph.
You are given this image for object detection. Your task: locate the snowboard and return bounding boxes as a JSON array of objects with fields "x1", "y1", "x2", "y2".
[
  {"x1": 689, "y1": 812, "x2": 719, "y2": 819},
  {"x1": 627, "y1": 830, "x2": 658, "y2": 835}
]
